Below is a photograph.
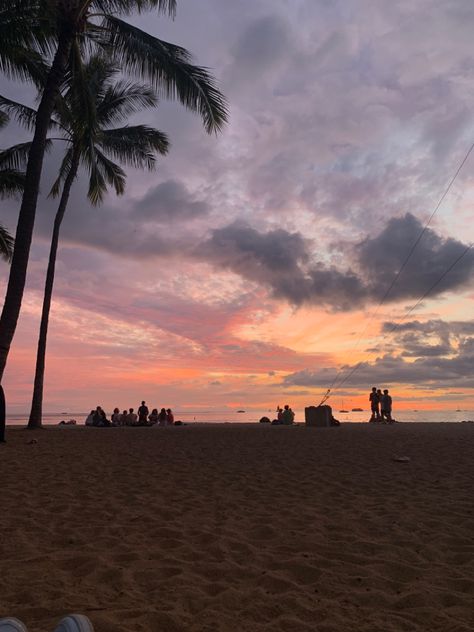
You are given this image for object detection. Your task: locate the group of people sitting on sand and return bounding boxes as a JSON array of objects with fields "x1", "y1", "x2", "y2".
[
  {"x1": 85, "y1": 401, "x2": 179, "y2": 427},
  {"x1": 369, "y1": 387, "x2": 394, "y2": 423},
  {"x1": 259, "y1": 404, "x2": 296, "y2": 425},
  {"x1": 274, "y1": 404, "x2": 295, "y2": 425}
]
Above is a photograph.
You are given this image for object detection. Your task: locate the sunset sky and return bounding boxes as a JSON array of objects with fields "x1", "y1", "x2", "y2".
[{"x1": 1, "y1": 0, "x2": 474, "y2": 415}]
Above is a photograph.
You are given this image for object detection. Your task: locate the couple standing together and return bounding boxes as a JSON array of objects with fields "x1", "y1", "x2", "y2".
[{"x1": 369, "y1": 387, "x2": 393, "y2": 423}]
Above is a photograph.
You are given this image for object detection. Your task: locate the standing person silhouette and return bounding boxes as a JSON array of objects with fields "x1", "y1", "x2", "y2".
[
  {"x1": 369, "y1": 387, "x2": 380, "y2": 421},
  {"x1": 138, "y1": 401, "x2": 149, "y2": 425},
  {"x1": 381, "y1": 389, "x2": 393, "y2": 423}
]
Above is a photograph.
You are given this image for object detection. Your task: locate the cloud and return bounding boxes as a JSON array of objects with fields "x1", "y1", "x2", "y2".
[
  {"x1": 134, "y1": 179, "x2": 209, "y2": 223},
  {"x1": 355, "y1": 213, "x2": 474, "y2": 300},
  {"x1": 195, "y1": 214, "x2": 474, "y2": 310},
  {"x1": 284, "y1": 339, "x2": 474, "y2": 390},
  {"x1": 229, "y1": 15, "x2": 290, "y2": 75}
]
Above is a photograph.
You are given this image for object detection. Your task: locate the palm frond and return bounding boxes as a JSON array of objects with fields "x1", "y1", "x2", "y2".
[
  {"x1": 91, "y1": 0, "x2": 176, "y2": 18},
  {"x1": 100, "y1": 125, "x2": 169, "y2": 169},
  {"x1": 49, "y1": 146, "x2": 75, "y2": 199},
  {"x1": 95, "y1": 16, "x2": 228, "y2": 133},
  {"x1": 97, "y1": 81, "x2": 157, "y2": 126},
  {"x1": 0, "y1": 2, "x2": 56, "y2": 81},
  {"x1": 0, "y1": 141, "x2": 52, "y2": 171},
  {"x1": 85, "y1": 146, "x2": 126, "y2": 204},
  {"x1": 0, "y1": 222, "x2": 14, "y2": 262},
  {"x1": 0, "y1": 110, "x2": 8, "y2": 128},
  {"x1": 0, "y1": 95, "x2": 38, "y2": 131},
  {"x1": 0, "y1": 169, "x2": 25, "y2": 198}
]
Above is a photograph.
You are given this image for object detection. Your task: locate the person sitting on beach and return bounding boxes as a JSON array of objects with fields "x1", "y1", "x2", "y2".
[
  {"x1": 93, "y1": 406, "x2": 110, "y2": 427},
  {"x1": 166, "y1": 408, "x2": 174, "y2": 425},
  {"x1": 138, "y1": 401, "x2": 149, "y2": 425},
  {"x1": 381, "y1": 389, "x2": 393, "y2": 423},
  {"x1": 111, "y1": 408, "x2": 122, "y2": 426},
  {"x1": 85, "y1": 410, "x2": 95, "y2": 426},
  {"x1": 369, "y1": 387, "x2": 380, "y2": 422},
  {"x1": 282, "y1": 404, "x2": 295, "y2": 425},
  {"x1": 158, "y1": 408, "x2": 167, "y2": 426},
  {"x1": 126, "y1": 408, "x2": 138, "y2": 426},
  {"x1": 148, "y1": 408, "x2": 159, "y2": 424}
]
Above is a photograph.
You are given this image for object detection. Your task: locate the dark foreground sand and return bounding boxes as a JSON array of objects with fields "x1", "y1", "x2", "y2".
[{"x1": 0, "y1": 423, "x2": 473, "y2": 632}]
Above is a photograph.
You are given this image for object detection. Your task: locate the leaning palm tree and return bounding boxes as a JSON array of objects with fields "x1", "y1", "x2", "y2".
[
  {"x1": 0, "y1": 112, "x2": 26, "y2": 440},
  {"x1": 0, "y1": 110, "x2": 20, "y2": 261},
  {"x1": 4, "y1": 55, "x2": 170, "y2": 427},
  {"x1": 0, "y1": 0, "x2": 227, "y2": 381}
]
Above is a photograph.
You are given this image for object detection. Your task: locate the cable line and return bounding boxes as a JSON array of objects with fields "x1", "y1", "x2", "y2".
[
  {"x1": 319, "y1": 141, "x2": 474, "y2": 401},
  {"x1": 334, "y1": 242, "x2": 473, "y2": 391}
]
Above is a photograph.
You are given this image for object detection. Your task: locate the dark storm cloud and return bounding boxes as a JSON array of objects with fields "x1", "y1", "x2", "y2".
[
  {"x1": 199, "y1": 221, "x2": 366, "y2": 308},
  {"x1": 195, "y1": 214, "x2": 473, "y2": 310},
  {"x1": 135, "y1": 179, "x2": 209, "y2": 222},
  {"x1": 356, "y1": 213, "x2": 474, "y2": 300}
]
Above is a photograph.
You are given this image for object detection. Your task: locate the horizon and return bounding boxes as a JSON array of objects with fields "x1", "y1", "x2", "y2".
[{"x1": 1, "y1": 0, "x2": 474, "y2": 414}]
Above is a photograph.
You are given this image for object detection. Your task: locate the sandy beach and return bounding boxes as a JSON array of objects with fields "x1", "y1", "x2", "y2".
[{"x1": 0, "y1": 423, "x2": 473, "y2": 632}]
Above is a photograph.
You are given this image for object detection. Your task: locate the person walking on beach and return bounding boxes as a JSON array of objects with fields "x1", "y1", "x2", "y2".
[
  {"x1": 369, "y1": 387, "x2": 380, "y2": 421},
  {"x1": 138, "y1": 401, "x2": 149, "y2": 425},
  {"x1": 381, "y1": 389, "x2": 393, "y2": 423}
]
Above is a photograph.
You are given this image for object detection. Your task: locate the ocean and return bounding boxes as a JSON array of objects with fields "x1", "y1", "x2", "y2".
[{"x1": 6, "y1": 408, "x2": 474, "y2": 426}]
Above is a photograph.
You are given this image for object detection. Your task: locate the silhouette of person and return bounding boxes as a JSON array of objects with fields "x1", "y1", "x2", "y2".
[
  {"x1": 369, "y1": 387, "x2": 380, "y2": 421},
  {"x1": 381, "y1": 389, "x2": 393, "y2": 423},
  {"x1": 138, "y1": 400, "x2": 149, "y2": 425}
]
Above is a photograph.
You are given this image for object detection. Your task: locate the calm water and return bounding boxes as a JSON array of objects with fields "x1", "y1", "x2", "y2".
[{"x1": 6, "y1": 408, "x2": 474, "y2": 426}]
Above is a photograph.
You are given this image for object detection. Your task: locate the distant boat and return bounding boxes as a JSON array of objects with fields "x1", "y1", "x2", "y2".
[
  {"x1": 339, "y1": 399, "x2": 349, "y2": 413},
  {"x1": 237, "y1": 410, "x2": 245, "y2": 413},
  {"x1": 456, "y1": 409, "x2": 462, "y2": 412},
  {"x1": 352, "y1": 408, "x2": 363, "y2": 412}
]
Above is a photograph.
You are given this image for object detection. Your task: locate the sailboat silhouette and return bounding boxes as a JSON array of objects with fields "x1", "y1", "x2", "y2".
[{"x1": 339, "y1": 399, "x2": 349, "y2": 413}]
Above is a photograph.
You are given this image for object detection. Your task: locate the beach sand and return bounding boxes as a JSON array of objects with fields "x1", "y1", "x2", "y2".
[{"x1": 0, "y1": 423, "x2": 473, "y2": 632}]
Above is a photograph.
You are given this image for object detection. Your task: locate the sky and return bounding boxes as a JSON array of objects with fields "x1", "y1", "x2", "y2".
[{"x1": 1, "y1": 0, "x2": 474, "y2": 415}]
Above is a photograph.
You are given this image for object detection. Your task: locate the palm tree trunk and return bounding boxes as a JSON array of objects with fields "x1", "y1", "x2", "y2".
[
  {"x1": 0, "y1": 29, "x2": 72, "y2": 382},
  {"x1": 28, "y1": 150, "x2": 80, "y2": 429}
]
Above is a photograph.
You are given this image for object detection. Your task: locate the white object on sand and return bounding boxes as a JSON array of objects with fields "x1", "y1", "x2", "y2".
[
  {"x1": 54, "y1": 615, "x2": 94, "y2": 632},
  {"x1": 0, "y1": 618, "x2": 28, "y2": 632}
]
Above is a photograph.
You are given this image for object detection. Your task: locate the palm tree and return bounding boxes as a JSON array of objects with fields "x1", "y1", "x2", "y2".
[
  {"x1": 0, "y1": 114, "x2": 21, "y2": 262},
  {"x1": 0, "y1": 0, "x2": 227, "y2": 382},
  {"x1": 3, "y1": 55, "x2": 170, "y2": 427},
  {"x1": 0, "y1": 111, "x2": 25, "y2": 441}
]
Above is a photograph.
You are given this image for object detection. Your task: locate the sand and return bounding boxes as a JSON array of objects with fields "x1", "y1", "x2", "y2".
[{"x1": 0, "y1": 422, "x2": 473, "y2": 632}]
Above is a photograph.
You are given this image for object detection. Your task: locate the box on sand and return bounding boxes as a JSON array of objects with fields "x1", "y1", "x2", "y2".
[{"x1": 305, "y1": 405, "x2": 332, "y2": 427}]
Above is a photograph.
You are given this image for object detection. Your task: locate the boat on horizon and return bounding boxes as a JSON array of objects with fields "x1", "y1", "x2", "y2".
[
  {"x1": 237, "y1": 410, "x2": 245, "y2": 413},
  {"x1": 352, "y1": 407, "x2": 363, "y2": 412},
  {"x1": 339, "y1": 399, "x2": 348, "y2": 413}
]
